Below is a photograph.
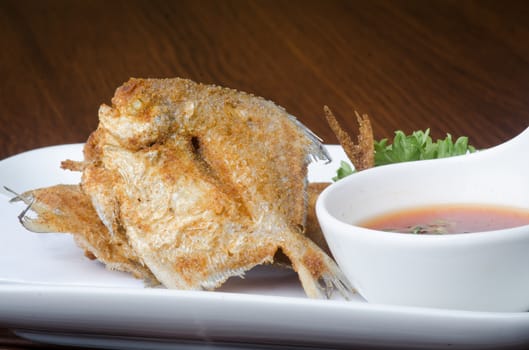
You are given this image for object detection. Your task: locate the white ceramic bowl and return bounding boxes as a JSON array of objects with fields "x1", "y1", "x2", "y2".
[{"x1": 316, "y1": 128, "x2": 529, "y2": 312}]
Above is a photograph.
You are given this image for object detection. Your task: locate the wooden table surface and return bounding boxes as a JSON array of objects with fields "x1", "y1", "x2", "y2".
[{"x1": 1, "y1": 0, "x2": 529, "y2": 348}]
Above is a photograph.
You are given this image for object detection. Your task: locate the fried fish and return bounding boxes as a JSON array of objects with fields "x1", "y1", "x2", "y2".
[{"x1": 14, "y1": 78, "x2": 351, "y2": 298}]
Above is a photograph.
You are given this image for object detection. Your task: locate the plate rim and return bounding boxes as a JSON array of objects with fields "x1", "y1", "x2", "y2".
[{"x1": 2, "y1": 144, "x2": 529, "y2": 349}]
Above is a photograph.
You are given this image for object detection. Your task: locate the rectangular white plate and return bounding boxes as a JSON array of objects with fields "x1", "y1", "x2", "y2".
[{"x1": 1, "y1": 144, "x2": 529, "y2": 349}]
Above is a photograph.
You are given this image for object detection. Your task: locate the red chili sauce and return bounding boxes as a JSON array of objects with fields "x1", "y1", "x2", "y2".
[{"x1": 359, "y1": 204, "x2": 529, "y2": 234}]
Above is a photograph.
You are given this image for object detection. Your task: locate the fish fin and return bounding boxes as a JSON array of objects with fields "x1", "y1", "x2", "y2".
[
  {"x1": 281, "y1": 232, "x2": 354, "y2": 299},
  {"x1": 287, "y1": 114, "x2": 331, "y2": 164}
]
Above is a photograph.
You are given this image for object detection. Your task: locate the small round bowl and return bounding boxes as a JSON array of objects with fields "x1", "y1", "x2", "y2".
[{"x1": 316, "y1": 129, "x2": 529, "y2": 312}]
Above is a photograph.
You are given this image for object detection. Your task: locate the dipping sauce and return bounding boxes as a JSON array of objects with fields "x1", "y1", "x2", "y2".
[{"x1": 360, "y1": 204, "x2": 529, "y2": 234}]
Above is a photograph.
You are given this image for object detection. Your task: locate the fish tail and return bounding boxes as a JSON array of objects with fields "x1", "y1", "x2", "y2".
[{"x1": 280, "y1": 232, "x2": 354, "y2": 299}]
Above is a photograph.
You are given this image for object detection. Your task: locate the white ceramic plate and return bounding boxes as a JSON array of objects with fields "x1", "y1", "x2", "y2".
[{"x1": 1, "y1": 144, "x2": 529, "y2": 349}]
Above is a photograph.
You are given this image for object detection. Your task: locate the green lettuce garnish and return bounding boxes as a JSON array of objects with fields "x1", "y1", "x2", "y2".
[
  {"x1": 332, "y1": 161, "x2": 354, "y2": 181},
  {"x1": 334, "y1": 129, "x2": 475, "y2": 181}
]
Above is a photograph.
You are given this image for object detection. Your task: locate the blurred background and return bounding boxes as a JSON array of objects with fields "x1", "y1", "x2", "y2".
[{"x1": 1, "y1": 0, "x2": 529, "y2": 157}]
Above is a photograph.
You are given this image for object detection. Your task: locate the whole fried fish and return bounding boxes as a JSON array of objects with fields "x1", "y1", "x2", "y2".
[{"x1": 13, "y1": 78, "x2": 351, "y2": 298}]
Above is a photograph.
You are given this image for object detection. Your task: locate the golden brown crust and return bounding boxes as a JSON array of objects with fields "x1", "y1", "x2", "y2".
[
  {"x1": 354, "y1": 110, "x2": 375, "y2": 170},
  {"x1": 17, "y1": 78, "x2": 352, "y2": 298},
  {"x1": 60, "y1": 159, "x2": 85, "y2": 172},
  {"x1": 305, "y1": 182, "x2": 332, "y2": 257},
  {"x1": 90, "y1": 78, "x2": 340, "y2": 294},
  {"x1": 18, "y1": 185, "x2": 156, "y2": 282},
  {"x1": 324, "y1": 106, "x2": 375, "y2": 171}
]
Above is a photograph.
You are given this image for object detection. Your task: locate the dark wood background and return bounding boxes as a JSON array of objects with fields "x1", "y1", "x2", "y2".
[{"x1": 1, "y1": 0, "x2": 529, "y2": 348}]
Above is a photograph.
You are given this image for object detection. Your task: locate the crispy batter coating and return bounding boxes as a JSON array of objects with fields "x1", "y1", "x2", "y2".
[
  {"x1": 324, "y1": 106, "x2": 375, "y2": 171},
  {"x1": 15, "y1": 78, "x2": 352, "y2": 298},
  {"x1": 305, "y1": 182, "x2": 331, "y2": 257},
  {"x1": 11, "y1": 185, "x2": 156, "y2": 282}
]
